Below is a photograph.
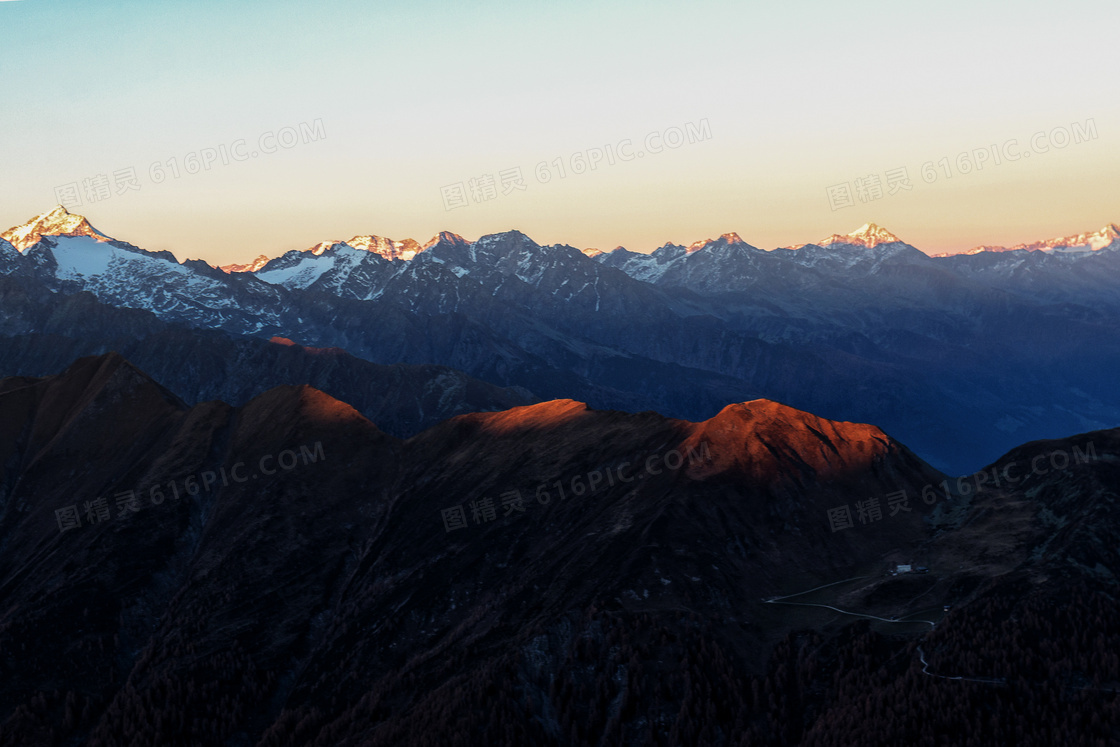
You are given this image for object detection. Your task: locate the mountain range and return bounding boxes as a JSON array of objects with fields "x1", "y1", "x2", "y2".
[
  {"x1": 1, "y1": 354, "x2": 1117, "y2": 745},
  {"x1": 948, "y1": 223, "x2": 1120, "y2": 256},
  {"x1": 3, "y1": 206, "x2": 1120, "y2": 475}
]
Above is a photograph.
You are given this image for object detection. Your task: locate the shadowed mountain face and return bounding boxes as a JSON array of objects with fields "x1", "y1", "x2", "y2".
[
  {"x1": 2, "y1": 355, "x2": 1119, "y2": 745},
  {"x1": 0, "y1": 274, "x2": 536, "y2": 438},
  {"x1": 0, "y1": 354, "x2": 938, "y2": 745}
]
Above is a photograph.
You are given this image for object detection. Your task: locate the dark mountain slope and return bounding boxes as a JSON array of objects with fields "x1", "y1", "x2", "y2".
[
  {"x1": 0, "y1": 274, "x2": 537, "y2": 437},
  {"x1": 1, "y1": 355, "x2": 1118, "y2": 744},
  {"x1": 0, "y1": 354, "x2": 942, "y2": 746}
]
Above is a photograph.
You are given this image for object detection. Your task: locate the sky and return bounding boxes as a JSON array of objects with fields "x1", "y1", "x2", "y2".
[{"x1": 1, "y1": 0, "x2": 1117, "y2": 264}]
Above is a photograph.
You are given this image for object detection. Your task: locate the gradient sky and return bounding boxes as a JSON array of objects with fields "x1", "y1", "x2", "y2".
[{"x1": 1, "y1": 0, "x2": 1117, "y2": 264}]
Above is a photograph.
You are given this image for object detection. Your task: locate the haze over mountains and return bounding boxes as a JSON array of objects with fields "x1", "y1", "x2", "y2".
[{"x1": 3, "y1": 206, "x2": 1120, "y2": 474}]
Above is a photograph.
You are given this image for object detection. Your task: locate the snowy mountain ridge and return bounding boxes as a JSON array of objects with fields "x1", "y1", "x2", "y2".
[
  {"x1": 962, "y1": 223, "x2": 1120, "y2": 255},
  {"x1": 8, "y1": 208, "x2": 1120, "y2": 273},
  {"x1": 4, "y1": 207, "x2": 1120, "y2": 476},
  {"x1": 0, "y1": 205, "x2": 113, "y2": 251},
  {"x1": 787, "y1": 222, "x2": 905, "y2": 250}
]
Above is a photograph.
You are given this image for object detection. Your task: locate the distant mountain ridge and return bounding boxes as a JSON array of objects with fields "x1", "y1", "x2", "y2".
[
  {"x1": 204, "y1": 215, "x2": 1117, "y2": 270},
  {"x1": 963, "y1": 222, "x2": 1120, "y2": 255},
  {"x1": 219, "y1": 230, "x2": 468, "y2": 274},
  {"x1": 7, "y1": 207, "x2": 1116, "y2": 272},
  {"x1": 3, "y1": 206, "x2": 1120, "y2": 475}
]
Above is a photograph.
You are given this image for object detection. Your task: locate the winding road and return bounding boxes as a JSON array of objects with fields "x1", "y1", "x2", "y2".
[
  {"x1": 764, "y1": 575, "x2": 1120, "y2": 691},
  {"x1": 917, "y1": 645, "x2": 1005, "y2": 683},
  {"x1": 761, "y1": 575, "x2": 1003, "y2": 684},
  {"x1": 762, "y1": 575, "x2": 937, "y2": 628}
]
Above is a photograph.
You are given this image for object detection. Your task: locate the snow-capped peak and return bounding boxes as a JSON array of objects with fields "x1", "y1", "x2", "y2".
[
  {"x1": 343, "y1": 235, "x2": 423, "y2": 261},
  {"x1": 1027, "y1": 223, "x2": 1119, "y2": 252},
  {"x1": 305, "y1": 235, "x2": 424, "y2": 261},
  {"x1": 227, "y1": 231, "x2": 465, "y2": 276},
  {"x1": 1, "y1": 205, "x2": 113, "y2": 252},
  {"x1": 962, "y1": 222, "x2": 1120, "y2": 255},
  {"x1": 782, "y1": 223, "x2": 905, "y2": 251},
  {"x1": 308, "y1": 241, "x2": 340, "y2": 256},
  {"x1": 580, "y1": 247, "x2": 605, "y2": 258},
  {"x1": 220, "y1": 255, "x2": 272, "y2": 273},
  {"x1": 422, "y1": 231, "x2": 470, "y2": 250},
  {"x1": 962, "y1": 245, "x2": 1009, "y2": 256},
  {"x1": 818, "y1": 222, "x2": 904, "y2": 248},
  {"x1": 687, "y1": 232, "x2": 745, "y2": 253}
]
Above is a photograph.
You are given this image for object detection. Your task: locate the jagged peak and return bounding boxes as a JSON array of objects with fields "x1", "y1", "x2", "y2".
[
  {"x1": 819, "y1": 222, "x2": 904, "y2": 248},
  {"x1": 686, "y1": 232, "x2": 746, "y2": 254},
  {"x1": 599, "y1": 246, "x2": 638, "y2": 258},
  {"x1": 1, "y1": 205, "x2": 113, "y2": 252},
  {"x1": 782, "y1": 223, "x2": 906, "y2": 251},
  {"x1": 651, "y1": 242, "x2": 687, "y2": 257},
  {"x1": 477, "y1": 229, "x2": 536, "y2": 246},
  {"x1": 220, "y1": 254, "x2": 272, "y2": 273},
  {"x1": 345, "y1": 235, "x2": 422, "y2": 260},
  {"x1": 302, "y1": 234, "x2": 423, "y2": 261},
  {"x1": 308, "y1": 241, "x2": 342, "y2": 256},
  {"x1": 423, "y1": 231, "x2": 470, "y2": 250}
]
